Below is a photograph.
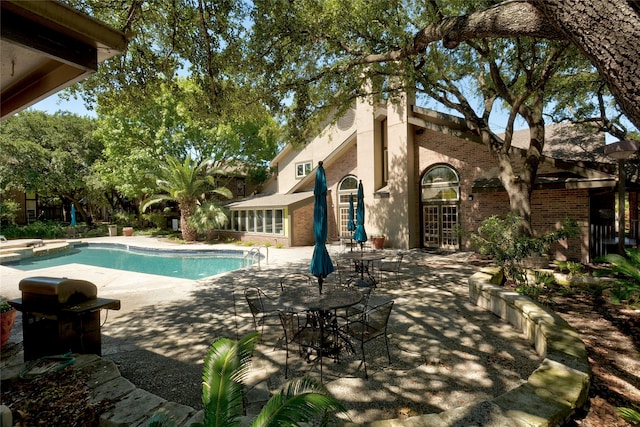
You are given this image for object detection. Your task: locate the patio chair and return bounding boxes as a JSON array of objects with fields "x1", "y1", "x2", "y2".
[
  {"x1": 379, "y1": 251, "x2": 405, "y2": 286},
  {"x1": 342, "y1": 300, "x2": 394, "y2": 379},
  {"x1": 244, "y1": 287, "x2": 280, "y2": 337},
  {"x1": 279, "y1": 272, "x2": 313, "y2": 292},
  {"x1": 338, "y1": 279, "x2": 374, "y2": 327},
  {"x1": 279, "y1": 311, "x2": 324, "y2": 380}
]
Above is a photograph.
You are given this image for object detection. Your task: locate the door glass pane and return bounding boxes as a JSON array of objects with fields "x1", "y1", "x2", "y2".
[
  {"x1": 339, "y1": 207, "x2": 350, "y2": 237},
  {"x1": 423, "y1": 206, "x2": 439, "y2": 247},
  {"x1": 441, "y1": 206, "x2": 458, "y2": 249}
]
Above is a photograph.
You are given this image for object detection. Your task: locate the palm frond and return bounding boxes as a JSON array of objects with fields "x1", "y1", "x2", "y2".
[
  {"x1": 253, "y1": 376, "x2": 348, "y2": 427},
  {"x1": 141, "y1": 194, "x2": 174, "y2": 212},
  {"x1": 201, "y1": 332, "x2": 260, "y2": 427}
]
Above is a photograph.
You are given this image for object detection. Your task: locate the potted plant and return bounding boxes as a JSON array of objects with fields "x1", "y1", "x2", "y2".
[
  {"x1": 1, "y1": 297, "x2": 17, "y2": 349},
  {"x1": 372, "y1": 234, "x2": 386, "y2": 250}
]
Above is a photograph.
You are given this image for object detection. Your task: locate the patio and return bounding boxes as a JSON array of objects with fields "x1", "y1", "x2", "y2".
[{"x1": 0, "y1": 237, "x2": 542, "y2": 424}]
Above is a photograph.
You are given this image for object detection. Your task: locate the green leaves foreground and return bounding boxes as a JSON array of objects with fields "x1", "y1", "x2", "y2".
[{"x1": 148, "y1": 332, "x2": 347, "y2": 427}]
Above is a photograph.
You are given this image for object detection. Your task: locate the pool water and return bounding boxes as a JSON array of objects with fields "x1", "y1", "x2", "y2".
[{"x1": 9, "y1": 244, "x2": 253, "y2": 280}]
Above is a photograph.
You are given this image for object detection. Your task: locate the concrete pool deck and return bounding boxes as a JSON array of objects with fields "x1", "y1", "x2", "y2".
[{"x1": 1, "y1": 236, "x2": 548, "y2": 425}]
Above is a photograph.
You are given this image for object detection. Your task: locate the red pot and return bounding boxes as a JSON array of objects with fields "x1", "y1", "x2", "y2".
[{"x1": 1, "y1": 310, "x2": 17, "y2": 349}]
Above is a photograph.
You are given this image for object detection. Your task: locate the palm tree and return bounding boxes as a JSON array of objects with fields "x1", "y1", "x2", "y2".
[
  {"x1": 148, "y1": 332, "x2": 347, "y2": 427},
  {"x1": 141, "y1": 156, "x2": 232, "y2": 242}
]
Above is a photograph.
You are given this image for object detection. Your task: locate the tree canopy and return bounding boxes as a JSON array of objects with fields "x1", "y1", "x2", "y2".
[{"x1": 0, "y1": 111, "x2": 103, "y2": 222}]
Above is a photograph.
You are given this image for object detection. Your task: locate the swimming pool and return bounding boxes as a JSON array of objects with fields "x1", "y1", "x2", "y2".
[{"x1": 8, "y1": 243, "x2": 255, "y2": 280}]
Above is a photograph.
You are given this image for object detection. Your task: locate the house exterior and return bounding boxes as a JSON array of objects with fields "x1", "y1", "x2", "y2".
[{"x1": 219, "y1": 92, "x2": 633, "y2": 263}]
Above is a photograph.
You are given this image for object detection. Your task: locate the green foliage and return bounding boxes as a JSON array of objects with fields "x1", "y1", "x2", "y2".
[
  {"x1": 148, "y1": 332, "x2": 346, "y2": 427},
  {"x1": 142, "y1": 212, "x2": 169, "y2": 230},
  {"x1": 596, "y1": 248, "x2": 640, "y2": 307},
  {"x1": 141, "y1": 156, "x2": 233, "y2": 242},
  {"x1": 617, "y1": 405, "x2": 640, "y2": 425},
  {"x1": 112, "y1": 212, "x2": 137, "y2": 227},
  {"x1": 554, "y1": 260, "x2": 584, "y2": 276},
  {"x1": 0, "y1": 221, "x2": 66, "y2": 239},
  {"x1": 188, "y1": 202, "x2": 229, "y2": 235},
  {"x1": 1, "y1": 297, "x2": 15, "y2": 313},
  {"x1": 0, "y1": 198, "x2": 19, "y2": 225},
  {"x1": 0, "y1": 111, "x2": 105, "y2": 214},
  {"x1": 516, "y1": 271, "x2": 558, "y2": 304},
  {"x1": 471, "y1": 213, "x2": 579, "y2": 287}
]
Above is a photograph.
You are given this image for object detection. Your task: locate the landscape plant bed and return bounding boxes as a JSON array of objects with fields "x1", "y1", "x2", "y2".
[
  {"x1": 499, "y1": 272, "x2": 639, "y2": 427},
  {"x1": 0, "y1": 368, "x2": 114, "y2": 426}
]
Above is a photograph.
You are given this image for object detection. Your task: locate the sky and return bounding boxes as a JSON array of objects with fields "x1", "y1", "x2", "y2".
[{"x1": 29, "y1": 94, "x2": 97, "y2": 118}]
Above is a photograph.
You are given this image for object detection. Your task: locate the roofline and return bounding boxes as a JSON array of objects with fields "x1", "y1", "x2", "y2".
[
  {"x1": 3, "y1": 1, "x2": 127, "y2": 61},
  {"x1": 287, "y1": 131, "x2": 357, "y2": 194}
]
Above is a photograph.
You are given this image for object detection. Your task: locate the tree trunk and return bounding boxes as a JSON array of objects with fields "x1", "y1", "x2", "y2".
[
  {"x1": 530, "y1": 0, "x2": 640, "y2": 130},
  {"x1": 180, "y1": 203, "x2": 198, "y2": 242}
]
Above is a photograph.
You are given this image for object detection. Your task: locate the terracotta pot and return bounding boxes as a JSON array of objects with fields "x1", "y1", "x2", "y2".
[
  {"x1": 1, "y1": 310, "x2": 17, "y2": 349},
  {"x1": 123, "y1": 227, "x2": 134, "y2": 237},
  {"x1": 372, "y1": 236, "x2": 386, "y2": 250}
]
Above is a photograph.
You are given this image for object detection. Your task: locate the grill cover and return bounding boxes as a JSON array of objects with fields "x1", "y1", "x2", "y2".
[{"x1": 19, "y1": 277, "x2": 97, "y2": 311}]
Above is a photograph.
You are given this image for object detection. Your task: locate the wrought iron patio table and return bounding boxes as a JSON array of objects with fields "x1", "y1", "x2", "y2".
[
  {"x1": 339, "y1": 252, "x2": 386, "y2": 285},
  {"x1": 278, "y1": 285, "x2": 363, "y2": 362}
]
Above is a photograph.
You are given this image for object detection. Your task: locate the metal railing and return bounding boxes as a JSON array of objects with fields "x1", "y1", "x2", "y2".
[{"x1": 244, "y1": 246, "x2": 268, "y2": 269}]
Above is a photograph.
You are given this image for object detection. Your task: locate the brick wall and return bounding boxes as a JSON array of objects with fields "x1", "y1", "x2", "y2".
[
  {"x1": 415, "y1": 130, "x2": 590, "y2": 262},
  {"x1": 292, "y1": 201, "x2": 315, "y2": 246}
]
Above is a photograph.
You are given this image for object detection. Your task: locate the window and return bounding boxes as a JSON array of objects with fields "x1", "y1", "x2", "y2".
[
  {"x1": 338, "y1": 175, "x2": 358, "y2": 236},
  {"x1": 248, "y1": 210, "x2": 255, "y2": 232},
  {"x1": 256, "y1": 210, "x2": 264, "y2": 233},
  {"x1": 421, "y1": 165, "x2": 460, "y2": 202},
  {"x1": 274, "y1": 209, "x2": 284, "y2": 234},
  {"x1": 265, "y1": 210, "x2": 273, "y2": 233},
  {"x1": 228, "y1": 209, "x2": 285, "y2": 235},
  {"x1": 236, "y1": 178, "x2": 246, "y2": 197},
  {"x1": 295, "y1": 161, "x2": 312, "y2": 178}
]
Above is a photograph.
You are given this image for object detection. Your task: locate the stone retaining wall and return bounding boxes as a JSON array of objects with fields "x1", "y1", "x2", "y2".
[{"x1": 350, "y1": 267, "x2": 590, "y2": 427}]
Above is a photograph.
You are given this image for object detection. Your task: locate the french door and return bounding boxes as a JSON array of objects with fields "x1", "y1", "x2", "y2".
[{"x1": 422, "y1": 204, "x2": 459, "y2": 250}]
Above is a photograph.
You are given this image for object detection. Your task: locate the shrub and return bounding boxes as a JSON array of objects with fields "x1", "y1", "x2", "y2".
[
  {"x1": 0, "y1": 221, "x2": 66, "y2": 239},
  {"x1": 471, "y1": 213, "x2": 578, "y2": 290},
  {"x1": 0, "y1": 199, "x2": 19, "y2": 225}
]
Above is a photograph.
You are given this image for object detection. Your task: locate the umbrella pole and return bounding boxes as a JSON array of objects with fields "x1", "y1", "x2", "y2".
[{"x1": 318, "y1": 276, "x2": 323, "y2": 294}]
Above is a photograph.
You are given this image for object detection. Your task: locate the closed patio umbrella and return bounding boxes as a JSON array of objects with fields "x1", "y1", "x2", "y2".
[
  {"x1": 310, "y1": 161, "x2": 334, "y2": 293},
  {"x1": 70, "y1": 204, "x2": 77, "y2": 226},
  {"x1": 347, "y1": 194, "x2": 355, "y2": 232},
  {"x1": 353, "y1": 180, "x2": 367, "y2": 250}
]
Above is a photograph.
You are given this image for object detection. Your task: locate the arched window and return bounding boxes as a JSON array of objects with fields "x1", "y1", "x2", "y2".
[
  {"x1": 421, "y1": 165, "x2": 460, "y2": 202},
  {"x1": 338, "y1": 175, "x2": 358, "y2": 236}
]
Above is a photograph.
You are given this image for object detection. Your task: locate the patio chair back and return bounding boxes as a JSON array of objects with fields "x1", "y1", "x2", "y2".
[
  {"x1": 279, "y1": 311, "x2": 323, "y2": 380},
  {"x1": 279, "y1": 272, "x2": 313, "y2": 292},
  {"x1": 380, "y1": 251, "x2": 405, "y2": 286},
  {"x1": 345, "y1": 300, "x2": 394, "y2": 378},
  {"x1": 244, "y1": 287, "x2": 279, "y2": 337}
]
